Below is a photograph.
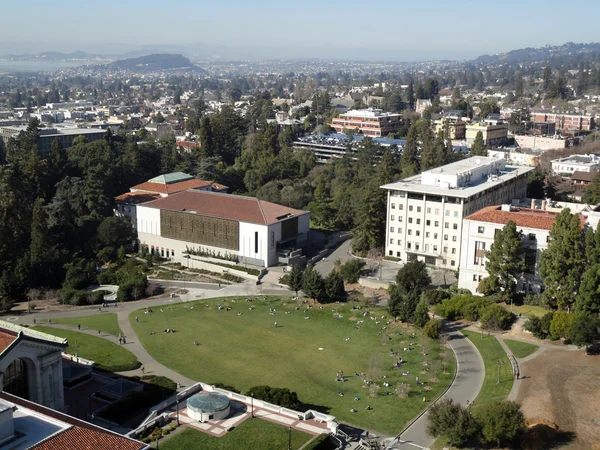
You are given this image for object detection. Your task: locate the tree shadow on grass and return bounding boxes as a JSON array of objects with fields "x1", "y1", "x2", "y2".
[
  {"x1": 519, "y1": 425, "x2": 577, "y2": 449},
  {"x1": 300, "y1": 401, "x2": 331, "y2": 415}
]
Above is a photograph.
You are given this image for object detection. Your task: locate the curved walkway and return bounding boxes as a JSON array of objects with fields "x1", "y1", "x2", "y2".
[{"x1": 388, "y1": 323, "x2": 485, "y2": 449}]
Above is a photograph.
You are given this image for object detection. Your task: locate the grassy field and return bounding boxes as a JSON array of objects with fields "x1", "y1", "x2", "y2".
[
  {"x1": 461, "y1": 331, "x2": 513, "y2": 406},
  {"x1": 161, "y1": 419, "x2": 312, "y2": 450},
  {"x1": 33, "y1": 326, "x2": 140, "y2": 372},
  {"x1": 505, "y1": 304, "x2": 548, "y2": 318},
  {"x1": 131, "y1": 297, "x2": 456, "y2": 435},
  {"x1": 503, "y1": 339, "x2": 539, "y2": 359},
  {"x1": 52, "y1": 314, "x2": 122, "y2": 337}
]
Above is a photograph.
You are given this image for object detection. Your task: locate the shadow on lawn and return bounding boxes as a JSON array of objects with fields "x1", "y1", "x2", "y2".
[
  {"x1": 300, "y1": 401, "x2": 331, "y2": 415},
  {"x1": 519, "y1": 425, "x2": 577, "y2": 450}
]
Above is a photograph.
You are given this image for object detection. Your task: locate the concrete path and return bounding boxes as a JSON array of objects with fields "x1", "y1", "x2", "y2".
[
  {"x1": 388, "y1": 323, "x2": 485, "y2": 450},
  {"x1": 314, "y1": 239, "x2": 353, "y2": 276}
]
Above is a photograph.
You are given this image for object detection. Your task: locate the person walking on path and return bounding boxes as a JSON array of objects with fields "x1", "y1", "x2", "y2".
[
  {"x1": 141, "y1": 366, "x2": 145, "y2": 374},
  {"x1": 77, "y1": 324, "x2": 81, "y2": 330}
]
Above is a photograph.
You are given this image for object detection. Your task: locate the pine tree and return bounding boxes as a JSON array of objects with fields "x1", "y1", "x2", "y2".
[
  {"x1": 199, "y1": 115, "x2": 215, "y2": 157},
  {"x1": 539, "y1": 209, "x2": 585, "y2": 311},
  {"x1": 470, "y1": 131, "x2": 487, "y2": 156},
  {"x1": 413, "y1": 300, "x2": 430, "y2": 328},
  {"x1": 388, "y1": 261, "x2": 431, "y2": 322},
  {"x1": 287, "y1": 265, "x2": 304, "y2": 297},
  {"x1": 401, "y1": 122, "x2": 420, "y2": 177},
  {"x1": 485, "y1": 221, "x2": 525, "y2": 298},
  {"x1": 302, "y1": 265, "x2": 324, "y2": 301},
  {"x1": 325, "y1": 270, "x2": 345, "y2": 302},
  {"x1": 582, "y1": 173, "x2": 600, "y2": 204}
]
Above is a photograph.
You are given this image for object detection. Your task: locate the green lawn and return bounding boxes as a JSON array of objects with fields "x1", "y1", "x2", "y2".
[
  {"x1": 52, "y1": 314, "x2": 122, "y2": 337},
  {"x1": 503, "y1": 339, "x2": 539, "y2": 359},
  {"x1": 33, "y1": 326, "x2": 140, "y2": 372},
  {"x1": 505, "y1": 304, "x2": 548, "y2": 318},
  {"x1": 461, "y1": 331, "x2": 513, "y2": 406},
  {"x1": 131, "y1": 297, "x2": 456, "y2": 435},
  {"x1": 161, "y1": 419, "x2": 312, "y2": 450}
]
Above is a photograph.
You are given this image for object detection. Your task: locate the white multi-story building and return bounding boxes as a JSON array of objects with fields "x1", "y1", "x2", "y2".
[
  {"x1": 551, "y1": 154, "x2": 600, "y2": 175},
  {"x1": 381, "y1": 157, "x2": 534, "y2": 269},
  {"x1": 457, "y1": 204, "x2": 571, "y2": 294},
  {"x1": 136, "y1": 190, "x2": 310, "y2": 267}
]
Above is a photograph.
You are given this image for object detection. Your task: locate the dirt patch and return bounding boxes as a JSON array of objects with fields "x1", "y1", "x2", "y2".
[{"x1": 517, "y1": 349, "x2": 600, "y2": 449}]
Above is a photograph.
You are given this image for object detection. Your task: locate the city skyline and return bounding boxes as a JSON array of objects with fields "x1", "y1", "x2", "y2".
[{"x1": 2, "y1": 0, "x2": 600, "y2": 60}]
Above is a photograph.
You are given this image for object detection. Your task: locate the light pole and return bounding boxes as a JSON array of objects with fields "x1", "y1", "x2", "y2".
[
  {"x1": 176, "y1": 397, "x2": 180, "y2": 425},
  {"x1": 288, "y1": 426, "x2": 292, "y2": 450}
]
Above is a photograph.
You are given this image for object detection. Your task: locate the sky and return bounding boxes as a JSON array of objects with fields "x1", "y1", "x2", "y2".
[{"x1": 2, "y1": 0, "x2": 600, "y2": 61}]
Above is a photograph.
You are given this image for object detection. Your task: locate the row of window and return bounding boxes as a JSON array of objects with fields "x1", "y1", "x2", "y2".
[
  {"x1": 389, "y1": 204, "x2": 461, "y2": 219},
  {"x1": 389, "y1": 227, "x2": 459, "y2": 242},
  {"x1": 389, "y1": 238, "x2": 457, "y2": 255}
]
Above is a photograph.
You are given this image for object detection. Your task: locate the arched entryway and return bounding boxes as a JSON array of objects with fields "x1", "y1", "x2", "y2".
[{"x1": 4, "y1": 358, "x2": 30, "y2": 400}]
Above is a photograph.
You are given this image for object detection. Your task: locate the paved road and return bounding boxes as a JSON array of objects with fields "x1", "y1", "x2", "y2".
[
  {"x1": 388, "y1": 323, "x2": 485, "y2": 449},
  {"x1": 314, "y1": 239, "x2": 353, "y2": 276}
]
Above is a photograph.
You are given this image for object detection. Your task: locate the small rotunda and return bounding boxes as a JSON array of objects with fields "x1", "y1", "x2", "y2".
[{"x1": 186, "y1": 391, "x2": 231, "y2": 422}]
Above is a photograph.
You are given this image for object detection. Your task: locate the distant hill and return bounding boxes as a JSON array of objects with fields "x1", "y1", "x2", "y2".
[
  {"x1": 473, "y1": 42, "x2": 600, "y2": 65},
  {"x1": 106, "y1": 53, "x2": 206, "y2": 73}
]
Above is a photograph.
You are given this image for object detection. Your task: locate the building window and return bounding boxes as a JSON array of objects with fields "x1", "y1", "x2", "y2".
[
  {"x1": 255, "y1": 231, "x2": 259, "y2": 253},
  {"x1": 409, "y1": 205, "x2": 413, "y2": 211},
  {"x1": 444, "y1": 234, "x2": 448, "y2": 241},
  {"x1": 451, "y1": 260, "x2": 455, "y2": 266},
  {"x1": 390, "y1": 238, "x2": 394, "y2": 244},
  {"x1": 171, "y1": 249, "x2": 175, "y2": 256},
  {"x1": 391, "y1": 203, "x2": 396, "y2": 209},
  {"x1": 407, "y1": 242, "x2": 411, "y2": 249},
  {"x1": 435, "y1": 221, "x2": 439, "y2": 227},
  {"x1": 445, "y1": 223, "x2": 449, "y2": 229},
  {"x1": 433, "y1": 245, "x2": 438, "y2": 252},
  {"x1": 397, "y1": 251, "x2": 401, "y2": 257},
  {"x1": 426, "y1": 220, "x2": 430, "y2": 226},
  {"x1": 416, "y1": 231, "x2": 420, "y2": 236},
  {"x1": 452, "y1": 248, "x2": 456, "y2": 254},
  {"x1": 435, "y1": 208, "x2": 439, "y2": 215},
  {"x1": 389, "y1": 250, "x2": 393, "y2": 256},
  {"x1": 452, "y1": 236, "x2": 457, "y2": 242},
  {"x1": 408, "y1": 218, "x2": 413, "y2": 224},
  {"x1": 434, "y1": 233, "x2": 438, "y2": 239},
  {"x1": 271, "y1": 231, "x2": 275, "y2": 248},
  {"x1": 399, "y1": 228, "x2": 403, "y2": 233},
  {"x1": 415, "y1": 243, "x2": 420, "y2": 251},
  {"x1": 399, "y1": 216, "x2": 403, "y2": 222},
  {"x1": 474, "y1": 241, "x2": 486, "y2": 265},
  {"x1": 454, "y1": 211, "x2": 458, "y2": 217},
  {"x1": 390, "y1": 227, "x2": 394, "y2": 233},
  {"x1": 417, "y1": 206, "x2": 421, "y2": 212},
  {"x1": 426, "y1": 232, "x2": 430, "y2": 238},
  {"x1": 528, "y1": 233, "x2": 536, "y2": 241},
  {"x1": 399, "y1": 204, "x2": 403, "y2": 210},
  {"x1": 425, "y1": 244, "x2": 429, "y2": 252},
  {"x1": 408, "y1": 230, "x2": 412, "y2": 235},
  {"x1": 427, "y1": 208, "x2": 431, "y2": 214},
  {"x1": 473, "y1": 275, "x2": 478, "y2": 281},
  {"x1": 546, "y1": 236, "x2": 550, "y2": 243},
  {"x1": 453, "y1": 223, "x2": 458, "y2": 230},
  {"x1": 445, "y1": 210, "x2": 450, "y2": 216},
  {"x1": 391, "y1": 215, "x2": 395, "y2": 221},
  {"x1": 416, "y1": 219, "x2": 421, "y2": 225},
  {"x1": 478, "y1": 226, "x2": 485, "y2": 234}
]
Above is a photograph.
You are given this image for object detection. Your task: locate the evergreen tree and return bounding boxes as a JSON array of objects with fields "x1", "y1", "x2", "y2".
[
  {"x1": 539, "y1": 209, "x2": 585, "y2": 311},
  {"x1": 470, "y1": 131, "x2": 487, "y2": 156},
  {"x1": 569, "y1": 313, "x2": 600, "y2": 350},
  {"x1": 325, "y1": 270, "x2": 345, "y2": 301},
  {"x1": 485, "y1": 221, "x2": 525, "y2": 298},
  {"x1": 287, "y1": 265, "x2": 304, "y2": 297},
  {"x1": 302, "y1": 264, "x2": 324, "y2": 301},
  {"x1": 406, "y1": 81, "x2": 415, "y2": 110},
  {"x1": 401, "y1": 122, "x2": 420, "y2": 177},
  {"x1": 475, "y1": 401, "x2": 524, "y2": 448},
  {"x1": 388, "y1": 261, "x2": 431, "y2": 322},
  {"x1": 582, "y1": 173, "x2": 600, "y2": 204},
  {"x1": 29, "y1": 198, "x2": 57, "y2": 287},
  {"x1": 576, "y1": 264, "x2": 600, "y2": 314},
  {"x1": 413, "y1": 300, "x2": 430, "y2": 328},
  {"x1": 542, "y1": 66, "x2": 553, "y2": 91},
  {"x1": 351, "y1": 180, "x2": 386, "y2": 255}
]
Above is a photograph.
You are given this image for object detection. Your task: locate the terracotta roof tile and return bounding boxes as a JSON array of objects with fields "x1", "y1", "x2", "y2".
[
  {"x1": 115, "y1": 192, "x2": 162, "y2": 203},
  {"x1": 141, "y1": 190, "x2": 308, "y2": 225},
  {"x1": 465, "y1": 205, "x2": 585, "y2": 230},
  {"x1": 30, "y1": 426, "x2": 145, "y2": 450},
  {"x1": 0, "y1": 330, "x2": 17, "y2": 355},
  {"x1": 130, "y1": 179, "x2": 212, "y2": 195}
]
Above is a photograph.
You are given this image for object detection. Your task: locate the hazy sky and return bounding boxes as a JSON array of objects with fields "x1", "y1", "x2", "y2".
[{"x1": 2, "y1": 0, "x2": 599, "y2": 60}]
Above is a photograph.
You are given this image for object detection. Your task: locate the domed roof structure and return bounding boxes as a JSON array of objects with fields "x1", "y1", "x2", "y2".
[{"x1": 187, "y1": 392, "x2": 230, "y2": 414}]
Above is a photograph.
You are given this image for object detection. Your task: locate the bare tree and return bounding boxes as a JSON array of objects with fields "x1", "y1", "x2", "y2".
[{"x1": 395, "y1": 382, "x2": 411, "y2": 399}]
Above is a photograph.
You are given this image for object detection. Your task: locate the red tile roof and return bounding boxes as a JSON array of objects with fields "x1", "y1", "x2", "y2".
[
  {"x1": 465, "y1": 205, "x2": 585, "y2": 230},
  {"x1": 115, "y1": 192, "x2": 162, "y2": 203},
  {"x1": 130, "y1": 179, "x2": 212, "y2": 195},
  {"x1": 0, "y1": 329, "x2": 17, "y2": 355},
  {"x1": 30, "y1": 426, "x2": 145, "y2": 450},
  {"x1": 141, "y1": 190, "x2": 308, "y2": 225},
  {"x1": 176, "y1": 141, "x2": 201, "y2": 148},
  {"x1": 571, "y1": 171, "x2": 596, "y2": 182}
]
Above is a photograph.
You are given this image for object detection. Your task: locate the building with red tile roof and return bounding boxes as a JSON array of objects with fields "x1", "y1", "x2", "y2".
[
  {"x1": 0, "y1": 392, "x2": 147, "y2": 450},
  {"x1": 136, "y1": 189, "x2": 310, "y2": 267},
  {"x1": 458, "y1": 204, "x2": 586, "y2": 294}
]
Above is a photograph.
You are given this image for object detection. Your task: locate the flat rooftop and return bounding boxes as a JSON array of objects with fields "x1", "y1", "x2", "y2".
[{"x1": 381, "y1": 157, "x2": 534, "y2": 198}]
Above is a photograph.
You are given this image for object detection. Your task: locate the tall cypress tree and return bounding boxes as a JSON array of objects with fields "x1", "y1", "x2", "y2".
[
  {"x1": 470, "y1": 131, "x2": 487, "y2": 156},
  {"x1": 401, "y1": 122, "x2": 420, "y2": 177},
  {"x1": 485, "y1": 221, "x2": 525, "y2": 297},
  {"x1": 539, "y1": 210, "x2": 585, "y2": 311}
]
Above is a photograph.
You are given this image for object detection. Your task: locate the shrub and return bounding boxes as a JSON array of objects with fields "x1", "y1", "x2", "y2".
[
  {"x1": 523, "y1": 293, "x2": 544, "y2": 307},
  {"x1": 246, "y1": 386, "x2": 301, "y2": 410},
  {"x1": 424, "y1": 319, "x2": 442, "y2": 339},
  {"x1": 474, "y1": 400, "x2": 524, "y2": 447},
  {"x1": 214, "y1": 382, "x2": 240, "y2": 394},
  {"x1": 421, "y1": 289, "x2": 450, "y2": 305},
  {"x1": 549, "y1": 311, "x2": 575, "y2": 340},
  {"x1": 436, "y1": 294, "x2": 492, "y2": 321},
  {"x1": 480, "y1": 304, "x2": 513, "y2": 331},
  {"x1": 98, "y1": 269, "x2": 118, "y2": 285},
  {"x1": 426, "y1": 398, "x2": 480, "y2": 447}
]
